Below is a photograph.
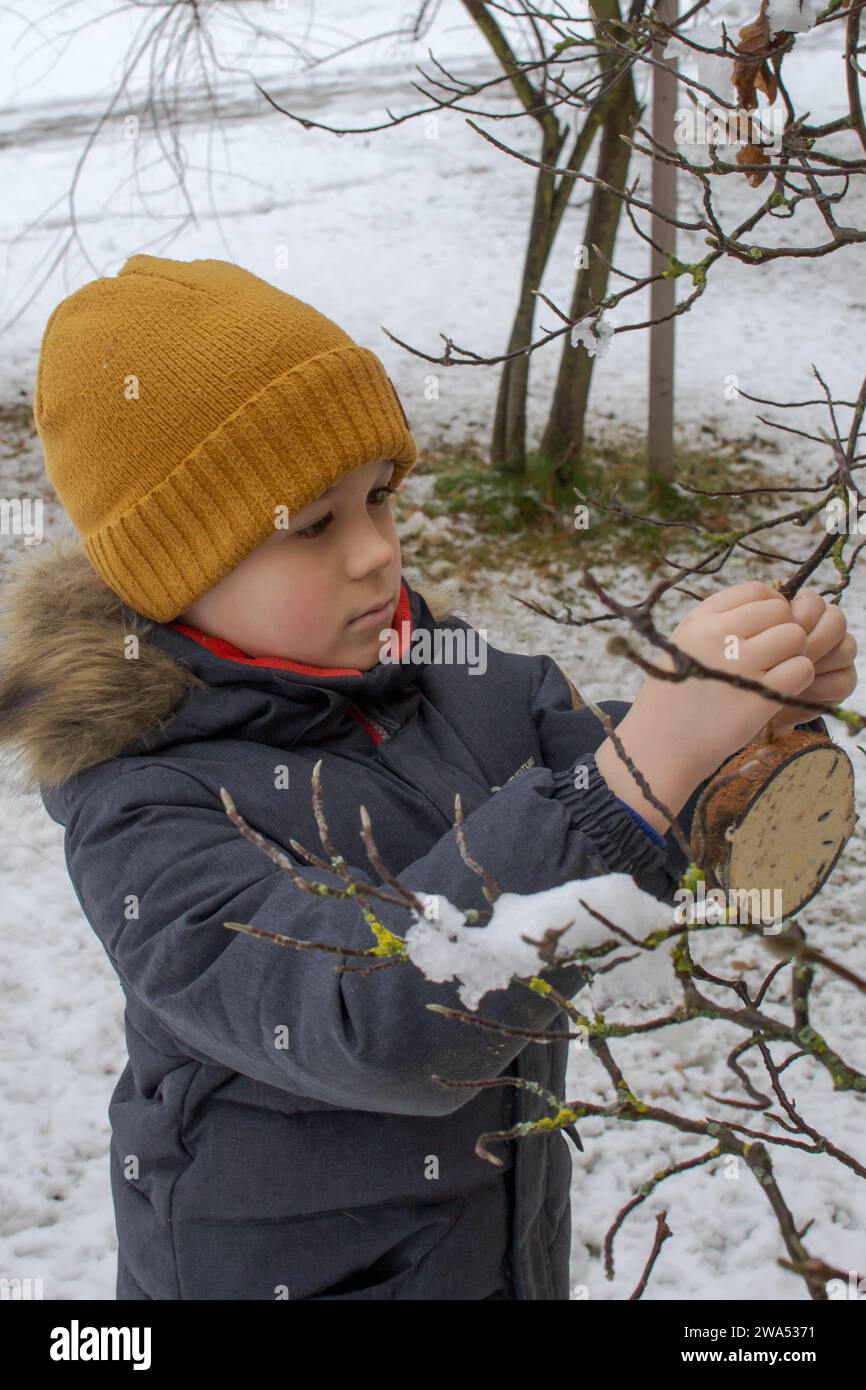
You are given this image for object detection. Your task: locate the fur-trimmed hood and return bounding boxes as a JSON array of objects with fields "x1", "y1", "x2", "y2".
[{"x1": 0, "y1": 528, "x2": 460, "y2": 800}]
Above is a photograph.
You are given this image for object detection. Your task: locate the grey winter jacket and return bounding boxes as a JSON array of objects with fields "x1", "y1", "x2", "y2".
[{"x1": 1, "y1": 534, "x2": 823, "y2": 1300}]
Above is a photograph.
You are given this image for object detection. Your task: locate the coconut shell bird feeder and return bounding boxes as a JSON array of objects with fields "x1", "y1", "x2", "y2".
[
  {"x1": 689, "y1": 575, "x2": 857, "y2": 925},
  {"x1": 689, "y1": 722, "x2": 857, "y2": 923}
]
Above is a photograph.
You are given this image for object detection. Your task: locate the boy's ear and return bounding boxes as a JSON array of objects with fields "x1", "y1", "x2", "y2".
[{"x1": 556, "y1": 662, "x2": 584, "y2": 710}]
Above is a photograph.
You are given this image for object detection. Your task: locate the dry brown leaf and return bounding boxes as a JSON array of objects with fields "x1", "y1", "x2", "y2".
[
  {"x1": 734, "y1": 4, "x2": 771, "y2": 105},
  {"x1": 736, "y1": 142, "x2": 772, "y2": 186}
]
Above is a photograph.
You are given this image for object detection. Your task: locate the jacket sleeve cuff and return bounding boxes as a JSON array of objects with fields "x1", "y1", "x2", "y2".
[
  {"x1": 550, "y1": 753, "x2": 669, "y2": 878},
  {"x1": 613, "y1": 797, "x2": 669, "y2": 848}
]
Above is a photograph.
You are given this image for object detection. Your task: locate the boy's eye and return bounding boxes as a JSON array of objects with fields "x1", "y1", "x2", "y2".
[
  {"x1": 294, "y1": 485, "x2": 398, "y2": 540},
  {"x1": 295, "y1": 513, "x2": 331, "y2": 540}
]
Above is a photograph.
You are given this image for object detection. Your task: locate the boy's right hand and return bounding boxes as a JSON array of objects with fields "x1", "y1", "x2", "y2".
[
  {"x1": 641, "y1": 580, "x2": 816, "y2": 779},
  {"x1": 594, "y1": 581, "x2": 816, "y2": 833}
]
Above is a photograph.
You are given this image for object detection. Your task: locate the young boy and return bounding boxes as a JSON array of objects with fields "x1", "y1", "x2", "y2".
[{"x1": 2, "y1": 255, "x2": 854, "y2": 1301}]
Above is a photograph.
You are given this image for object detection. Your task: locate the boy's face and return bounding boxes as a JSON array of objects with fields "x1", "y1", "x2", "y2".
[{"x1": 176, "y1": 457, "x2": 402, "y2": 670}]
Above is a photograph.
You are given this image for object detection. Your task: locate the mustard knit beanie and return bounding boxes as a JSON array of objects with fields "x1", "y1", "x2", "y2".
[{"x1": 33, "y1": 254, "x2": 419, "y2": 622}]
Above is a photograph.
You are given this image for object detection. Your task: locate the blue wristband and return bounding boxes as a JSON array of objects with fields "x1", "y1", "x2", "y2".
[{"x1": 614, "y1": 797, "x2": 668, "y2": 848}]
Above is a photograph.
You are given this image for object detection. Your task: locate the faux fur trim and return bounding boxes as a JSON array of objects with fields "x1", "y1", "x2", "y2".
[
  {"x1": 0, "y1": 531, "x2": 206, "y2": 797},
  {"x1": 0, "y1": 530, "x2": 462, "y2": 798}
]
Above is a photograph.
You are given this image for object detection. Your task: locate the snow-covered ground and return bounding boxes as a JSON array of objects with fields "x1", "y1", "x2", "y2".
[{"x1": 0, "y1": 0, "x2": 863, "y2": 1301}]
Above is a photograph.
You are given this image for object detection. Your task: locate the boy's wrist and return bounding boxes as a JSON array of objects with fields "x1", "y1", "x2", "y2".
[{"x1": 594, "y1": 707, "x2": 709, "y2": 836}]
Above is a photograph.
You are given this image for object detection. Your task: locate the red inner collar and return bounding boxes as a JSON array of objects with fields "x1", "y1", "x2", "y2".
[{"x1": 167, "y1": 581, "x2": 412, "y2": 675}]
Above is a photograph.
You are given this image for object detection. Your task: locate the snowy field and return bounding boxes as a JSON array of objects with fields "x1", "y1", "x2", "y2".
[{"x1": 0, "y1": 0, "x2": 863, "y2": 1300}]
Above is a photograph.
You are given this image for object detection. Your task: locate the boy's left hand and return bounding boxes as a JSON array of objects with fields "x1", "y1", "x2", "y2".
[{"x1": 768, "y1": 587, "x2": 858, "y2": 734}]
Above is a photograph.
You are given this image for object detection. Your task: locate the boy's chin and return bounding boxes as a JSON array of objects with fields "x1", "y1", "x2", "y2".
[{"x1": 344, "y1": 627, "x2": 396, "y2": 668}]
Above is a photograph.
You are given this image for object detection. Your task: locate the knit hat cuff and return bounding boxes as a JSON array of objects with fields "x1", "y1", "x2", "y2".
[{"x1": 84, "y1": 344, "x2": 418, "y2": 622}]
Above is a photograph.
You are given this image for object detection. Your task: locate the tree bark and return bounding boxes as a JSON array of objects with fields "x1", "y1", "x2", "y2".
[
  {"x1": 540, "y1": 30, "x2": 639, "y2": 497},
  {"x1": 490, "y1": 124, "x2": 566, "y2": 477},
  {"x1": 476, "y1": 0, "x2": 638, "y2": 477}
]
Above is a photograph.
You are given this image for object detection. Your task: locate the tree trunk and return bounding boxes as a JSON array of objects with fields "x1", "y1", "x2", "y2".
[
  {"x1": 490, "y1": 126, "x2": 565, "y2": 477},
  {"x1": 540, "y1": 51, "x2": 639, "y2": 497},
  {"x1": 486, "y1": 0, "x2": 635, "y2": 478}
]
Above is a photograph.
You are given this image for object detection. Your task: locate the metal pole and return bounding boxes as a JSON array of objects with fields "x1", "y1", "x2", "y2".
[{"x1": 648, "y1": 0, "x2": 678, "y2": 482}]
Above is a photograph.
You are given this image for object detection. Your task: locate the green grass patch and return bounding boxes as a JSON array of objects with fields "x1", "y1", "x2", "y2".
[{"x1": 399, "y1": 428, "x2": 786, "y2": 584}]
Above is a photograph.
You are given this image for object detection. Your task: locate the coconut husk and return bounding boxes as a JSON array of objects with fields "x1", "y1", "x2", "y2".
[{"x1": 689, "y1": 725, "x2": 857, "y2": 924}]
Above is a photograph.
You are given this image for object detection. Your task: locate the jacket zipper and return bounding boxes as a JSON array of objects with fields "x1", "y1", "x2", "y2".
[
  {"x1": 346, "y1": 704, "x2": 384, "y2": 744},
  {"x1": 348, "y1": 697, "x2": 400, "y2": 743},
  {"x1": 362, "y1": 695, "x2": 402, "y2": 734}
]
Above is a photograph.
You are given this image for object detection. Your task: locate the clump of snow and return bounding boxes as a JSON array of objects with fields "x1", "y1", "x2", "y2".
[
  {"x1": 571, "y1": 315, "x2": 614, "y2": 360},
  {"x1": 661, "y1": 21, "x2": 735, "y2": 106},
  {"x1": 404, "y1": 872, "x2": 673, "y2": 1010},
  {"x1": 396, "y1": 510, "x2": 453, "y2": 542},
  {"x1": 767, "y1": 0, "x2": 820, "y2": 32}
]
